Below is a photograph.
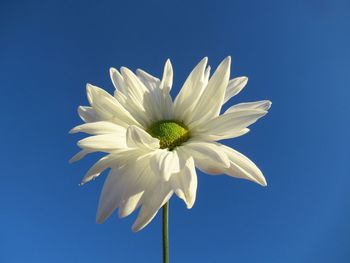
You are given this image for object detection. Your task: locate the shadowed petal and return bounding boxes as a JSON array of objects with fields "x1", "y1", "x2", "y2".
[{"x1": 69, "y1": 149, "x2": 92, "y2": 163}]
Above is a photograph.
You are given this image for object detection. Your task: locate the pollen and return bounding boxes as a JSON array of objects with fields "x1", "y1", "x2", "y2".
[{"x1": 146, "y1": 120, "x2": 190, "y2": 150}]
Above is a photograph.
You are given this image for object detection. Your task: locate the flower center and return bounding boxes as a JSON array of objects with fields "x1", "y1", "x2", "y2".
[{"x1": 146, "y1": 120, "x2": 190, "y2": 150}]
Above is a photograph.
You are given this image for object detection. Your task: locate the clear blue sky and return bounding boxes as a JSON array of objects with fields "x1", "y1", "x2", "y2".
[{"x1": 1, "y1": 0, "x2": 350, "y2": 262}]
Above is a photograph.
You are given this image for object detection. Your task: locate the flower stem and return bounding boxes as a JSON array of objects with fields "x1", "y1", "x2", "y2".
[{"x1": 162, "y1": 202, "x2": 169, "y2": 263}]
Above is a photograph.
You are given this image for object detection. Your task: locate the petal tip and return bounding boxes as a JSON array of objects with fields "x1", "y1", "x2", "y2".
[
  {"x1": 96, "y1": 217, "x2": 104, "y2": 224},
  {"x1": 69, "y1": 127, "x2": 78, "y2": 134},
  {"x1": 86, "y1": 83, "x2": 93, "y2": 90},
  {"x1": 109, "y1": 67, "x2": 117, "y2": 77},
  {"x1": 266, "y1": 101, "x2": 272, "y2": 110},
  {"x1": 186, "y1": 201, "x2": 195, "y2": 209},
  {"x1": 120, "y1": 66, "x2": 130, "y2": 75},
  {"x1": 131, "y1": 223, "x2": 142, "y2": 232},
  {"x1": 118, "y1": 204, "x2": 133, "y2": 219},
  {"x1": 79, "y1": 177, "x2": 91, "y2": 186},
  {"x1": 256, "y1": 174, "x2": 267, "y2": 187}
]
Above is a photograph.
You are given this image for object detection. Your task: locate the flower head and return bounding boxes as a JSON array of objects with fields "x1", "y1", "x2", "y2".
[{"x1": 70, "y1": 57, "x2": 271, "y2": 232}]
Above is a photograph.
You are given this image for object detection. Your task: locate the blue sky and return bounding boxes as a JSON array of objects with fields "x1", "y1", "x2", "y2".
[{"x1": 1, "y1": 0, "x2": 350, "y2": 262}]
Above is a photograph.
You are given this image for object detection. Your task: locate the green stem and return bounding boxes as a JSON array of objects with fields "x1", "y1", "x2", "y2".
[{"x1": 162, "y1": 202, "x2": 169, "y2": 263}]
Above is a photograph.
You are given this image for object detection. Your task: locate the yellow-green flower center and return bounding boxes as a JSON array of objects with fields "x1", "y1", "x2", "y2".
[{"x1": 147, "y1": 120, "x2": 190, "y2": 150}]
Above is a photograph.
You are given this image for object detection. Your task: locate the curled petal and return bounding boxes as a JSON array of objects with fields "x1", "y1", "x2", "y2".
[
  {"x1": 126, "y1": 125, "x2": 159, "y2": 150},
  {"x1": 150, "y1": 149, "x2": 187, "y2": 181},
  {"x1": 171, "y1": 153, "x2": 197, "y2": 208},
  {"x1": 182, "y1": 141, "x2": 230, "y2": 168},
  {"x1": 190, "y1": 143, "x2": 267, "y2": 186}
]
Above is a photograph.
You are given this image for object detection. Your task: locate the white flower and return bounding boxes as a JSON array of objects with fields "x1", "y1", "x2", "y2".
[{"x1": 70, "y1": 57, "x2": 271, "y2": 232}]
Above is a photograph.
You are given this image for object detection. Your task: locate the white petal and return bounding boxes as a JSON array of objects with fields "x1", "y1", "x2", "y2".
[
  {"x1": 96, "y1": 166, "x2": 130, "y2": 223},
  {"x1": 194, "y1": 128, "x2": 250, "y2": 141},
  {"x1": 118, "y1": 156, "x2": 153, "y2": 218},
  {"x1": 69, "y1": 121, "x2": 126, "y2": 135},
  {"x1": 132, "y1": 181, "x2": 173, "y2": 232},
  {"x1": 158, "y1": 59, "x2": 174, "y2": 119},
  {"x1": 110, "y1": 67, "x2": 127, "y2": 95},
  {"x1": 223, "y1": 77, "x2": 248, "y2": 104},
  {"x1": 182, "y1": 141, "x2": 230, "y2": 168},
  {"x1": 80, "y1": 154, "x2": 118, "y2": 185},
  {"x1": 222, "y1": 146, "x2": 267, "y2": 186},
  {"x1": 150, "y1": 149, "x2": 187, "y2": 181},
  {"x1": 86, "y1": 84, "x2": 140, "y2": 127},
  {"x1": 120, "y1": 67, "x2": 149, "y2": 104},
  {"x1": 126, "y1": 125, "x2": 159, "y2": 150},
  {"x1": 196, "y1": 144, "x2": 267, "y2": 186},
  {"x1": 136, "y1": 69, "x2": 160, "y2": 91},
  {"x1": 96, "y1": 150, "x2": 148, "y2": 223},
  {"x1": 159, "y1": 59, "x2": 173, "y2": 92},
  {"x1": 187, "y1": 56, "x2": 231, "y2": 126},
  {"x1": 118, "y1": 192, "x2": 144, "y2": 218},
  {"x1": 171, "y1": 153, "x2": 197, "y2": 208},
  {"x1": 225, "y1": 100, "x2": 272, "y2": 113},
  {"x1": 120, "y1": 67, "x2": 163, "y2": 125},
  {"x1": 192, "y1": 109, "x2": 267, "y2": 140},
  {"x1": 115, "y1": 90, "x2": 153, "y2": 127},
  {"x1": 78, "y1": 134, "x2": 127, "y2": 152},
  {"x1": 78, "y1": 106, "x2": 99, "y2": 123},
  {"x1": 69, "y1": 149, "x2": 92, "y2": 163},
  {"x1": 173, "y1": 57, "x2": 208, "y2": 121}
]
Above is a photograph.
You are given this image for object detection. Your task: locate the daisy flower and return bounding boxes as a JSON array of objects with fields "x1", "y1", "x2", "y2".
[{"x1": 70, "y1": 57, "x2": 271, "y2": 232}]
